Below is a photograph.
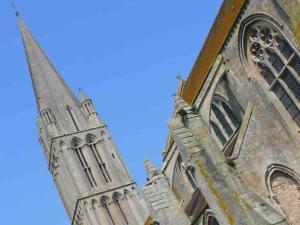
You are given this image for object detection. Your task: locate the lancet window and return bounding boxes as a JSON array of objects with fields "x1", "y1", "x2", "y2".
[
  {"x1": 210, "y1": 96, "x2": 241, "y2": 146},
  {"x1": 101, "y1": 196, "x2": 115, "y2": 225},
  {"x1": 113, "y1": 192, "x2": 128, "y2": 225},
  {"x1": 267, "y1": 166, "x2": 300, "y2": 225},
  {"x1": 41, "y1": 108, "x2": 56, "y2": 125},
  {"x1": 82, "y1": 100, "x2": 95, "y2": 116},
  {"x1": 72, "y1": 138, "x2": 97, "y2": 187},
  {"x1": 86, "y1": 135, "x2": 112, "y2": 183}
]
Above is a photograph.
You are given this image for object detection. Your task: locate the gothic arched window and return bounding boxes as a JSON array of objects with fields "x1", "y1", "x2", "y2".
[
  {"x1": 71, "y1": 138, "x2": 97, "y2": 187},
  {"x1": 210, "y1": 121, "x2": 227, "y2": 146},
  {"x1": 210, "y1": 96, "x2": 241, "y2": 146},
  {"x1": 113, "y1": 192, "x2": 128, "y2": 225},
  {"x1": 203, "y1": 209, "x2": 220, "y2": 225},
  {"x1": 86, "y1": 134, "x2": 112, "y2": 183},
  {"x1": 246, "y1": 21, "x2": 300, "y2": 127},
  {"x1": 100, "y1": 196, "x2": 115, "y2": 225},
  {"x1": 267, "y1": 165, "x2": 300, "y2": 224}
]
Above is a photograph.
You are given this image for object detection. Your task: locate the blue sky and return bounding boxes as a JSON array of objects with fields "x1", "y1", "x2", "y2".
[{"x1": 0, "y1": 0, "x2": 222, "y2": 224}]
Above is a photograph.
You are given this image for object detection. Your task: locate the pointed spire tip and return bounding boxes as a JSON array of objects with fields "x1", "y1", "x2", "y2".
[{"x1": 11, "y1": 1, "x2": 19, "y2": 16}]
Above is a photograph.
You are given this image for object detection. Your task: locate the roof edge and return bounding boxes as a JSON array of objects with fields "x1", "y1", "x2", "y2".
[{"x1": 181, "y1": 0, "x2": 248, "y2": 104}]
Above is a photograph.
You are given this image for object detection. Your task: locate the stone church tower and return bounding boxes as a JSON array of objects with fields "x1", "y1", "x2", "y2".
[{"x1": 16, "y1": 12, "x2": 148, "y2": 225}]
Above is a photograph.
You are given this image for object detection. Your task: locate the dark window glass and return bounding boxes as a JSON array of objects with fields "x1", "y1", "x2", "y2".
[
  {"x1": 258, "y1": 63, "x2": 276, "y2": 85},
  {"x1": 287, "y1": 102, "x2": 299, "y2": 119},
  {"x1": 249, "y1": 25, "x2": 300, "y2": 128},
  {"x1": 281, "y1": 94, "x2": 293, "y2": 109},
  {"x1": 222, "y1": 102, "x2": 239, "y2": 127},
  {"x1": 211, "y1": 121, "x2": 227, "y2": 145},
  {"x1": 281, "y1": 70, "x2": 300, "y2": 101},
  {"x1": 273, "y1": 83, "x2": 285, "y2": 99},
  {"x1": 212, "y1": 105, "x2": 233, "y2": 136},
  {"x1": 291, "y1": 55, "x2": 300, "y2": 76},
  {"x1": 275, "y1": 36, "x2": 294, "y2": 59},
  {"x1": 266, "y1": 48, "x2": 285, "y2": 72}
]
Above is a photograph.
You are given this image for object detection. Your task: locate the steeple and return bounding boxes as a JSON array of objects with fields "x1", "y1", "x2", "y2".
[
  {"x1": 17, "y1": 13, "x2": 88, "y2": 133},
  {"x1": 16, "y1": 12, "x2": 148, "y2": 225}
]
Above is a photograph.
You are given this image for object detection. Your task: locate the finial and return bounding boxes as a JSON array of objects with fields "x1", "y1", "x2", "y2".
[
  {"x1": 176, "y1": 74, "x2": 183, "y2": 81},
  {"x1": 79, "y1": 88, "x2": 89, "y2": 101},
  {"x1": 11, "y1": 1, "x2": 19, "y2": 16},
  {"x1": 144, "y1": 159, "x2": 159, "y2": 179}
]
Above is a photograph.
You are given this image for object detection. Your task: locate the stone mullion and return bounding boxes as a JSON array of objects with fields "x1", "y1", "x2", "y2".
[
  {"x1": 217, "y1": 103, "x2": 237, "y2": 134},
  {"x1": 77, "y1": 148, "x2": 96, "y2": 188},
  {"x1": 82, "y1": 145, "x2": 105, "y2": 187},
  {"x1": 211, "y1": 112, "x2": 230, "y2": 140},
  {"x1": 115, "y1": 200, "x2": 129, "y2": 225},
  {"x1": 102, "y1": 204, "x2": 115, "y2": 225},
  {"x1": 108, "y1": 202, "x2": 122, "y2": 225},
  {"x1": 91, "y1": 144, "x2": 111, "y2": 183}
]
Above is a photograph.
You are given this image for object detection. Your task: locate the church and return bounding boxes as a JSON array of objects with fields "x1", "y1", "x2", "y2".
[{"x1": 16, "y1": 0, "x2": 300, "y2": 225}]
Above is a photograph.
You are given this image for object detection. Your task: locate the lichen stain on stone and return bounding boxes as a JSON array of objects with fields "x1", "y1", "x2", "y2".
[
  {"x1": 195, "y1": 160, "x2": 236, "y2": 225},
  {"x1": 278, "y1": 0, "x2": 300, "y2": 45},
  {"x1": 294, "y1": 17, "x2": 300, "y2": 45}
]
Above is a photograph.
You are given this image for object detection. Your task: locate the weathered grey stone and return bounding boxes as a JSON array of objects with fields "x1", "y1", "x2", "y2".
[{"x1": 17, "y1": 13, "x2": 148, "y2": 225}]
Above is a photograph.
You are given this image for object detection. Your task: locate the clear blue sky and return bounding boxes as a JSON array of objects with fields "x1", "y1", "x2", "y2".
[{"x1": 0, "y1": 0, "x2": 222, "y2": 224}]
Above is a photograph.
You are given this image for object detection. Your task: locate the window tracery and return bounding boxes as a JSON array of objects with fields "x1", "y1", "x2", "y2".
[
  {"x1": 210, "y1": 96, "x2": 241, "y2": 146},
  {"x1": 246, "y1": 22, "x2": 300, "y2": 127},
  {"x1": 208, "y1": 72, "x2": 243, "y2": 150}
]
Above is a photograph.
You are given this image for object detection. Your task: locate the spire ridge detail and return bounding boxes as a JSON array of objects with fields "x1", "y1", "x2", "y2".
[
  {"x1": 17, "y1": 14, "x2": 88, "y2": 133},
  {"x1": 11, "y1": 1, "x2": 19, "y2": 16}
]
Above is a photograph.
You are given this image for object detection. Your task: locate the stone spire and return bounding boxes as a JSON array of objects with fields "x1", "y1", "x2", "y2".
[
  {"x1": 17, "y1": 13, "x2": 88, "y2": 133},
  {"x1": 144, "y1": 159, "x2": 158, "y2": 179},
  {"x1": 17, "y1": 13, "x2": 148, "y2": 225}
]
